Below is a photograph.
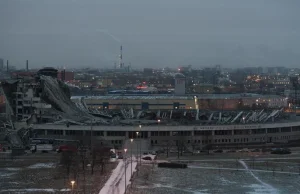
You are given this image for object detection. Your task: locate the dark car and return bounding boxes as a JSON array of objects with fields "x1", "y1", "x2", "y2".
[
  {"x1": 271, "y1": 148, "x2": 291, "y2": 155},
  {"x1": 142, "y1": 156, "x2": 152, "y2": 161}
]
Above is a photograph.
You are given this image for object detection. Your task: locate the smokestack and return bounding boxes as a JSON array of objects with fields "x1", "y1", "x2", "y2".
[
  {"x1": 6, "y1": 60, "x2": 8, "y2": 72},
  {"x1": 26, "y1": 60, "x2": 29, "y2": 71},
  {"x1": 119, "y1": 45, "x2": 123, "y2": 68}
]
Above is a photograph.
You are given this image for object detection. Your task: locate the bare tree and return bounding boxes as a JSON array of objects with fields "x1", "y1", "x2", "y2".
[
  {"x1": 203, "y1": 144, "x2": 212, "y2": 155},
  {"x1": 78, "y1": 146, "x2": 88, "y2": 171},
  {"x1": 60, "y1": 150, "x2": 79, "y2": 179},
  {"x1": 203, "y1": 132, "x2": 212, "y2": 155},
  {"x1": 176, "y1": 133, "x2": 186, "y2": 158},
  {"x1": 90, "y1": 145, "x2": 111, "y2": 174},
  {"x1": 162, "y1": 140, "x2": 171, "y2": 158},
  {"x1": 142, "y1": 168, "x2": 151, "y2": 184}
]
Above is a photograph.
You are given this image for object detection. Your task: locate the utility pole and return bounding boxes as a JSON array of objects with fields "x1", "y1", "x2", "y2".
[
  {"x1": 90, "y1": 119, "x2": 93, "y2": 150},
  {"x1": 136, "y1": 131, "x2": 139, "y2": 176},
  {"x1": 139, "y1": 125, "x2": 142, "y2": 166}
]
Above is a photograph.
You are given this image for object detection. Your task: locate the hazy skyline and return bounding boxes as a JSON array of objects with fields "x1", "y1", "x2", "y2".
[{"x1": 0, "y1": 0, "x2": 300, "y2": 69}]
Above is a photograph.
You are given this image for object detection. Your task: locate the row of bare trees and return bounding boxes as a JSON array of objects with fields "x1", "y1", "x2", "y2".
[
  {"x1": 57, "y1": 140, "x2": 112, "y2": 192},
  {"x1": 161, "y1": 133, "x2": 212, "y2": 158}
]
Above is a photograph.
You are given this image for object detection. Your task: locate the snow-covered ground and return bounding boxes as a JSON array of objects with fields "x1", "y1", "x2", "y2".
[
  {"x1": 130, "y1": 156, "x2": 300, "y2": 194},
  {"x1": 0, "y1": 172, "x2": 16, "y2": 178},
  {"x1": 99, "y1": 156, "x2": 137, "y2": 194},
  {"x1": 0, "y1": 188, "x2": 71, "y2": 193},
  {"x1": 27, "y1": 163, "x2": 56, "y2": 169}
]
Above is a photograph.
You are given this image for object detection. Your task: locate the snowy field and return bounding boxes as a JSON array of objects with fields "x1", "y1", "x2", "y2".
[
  {"x1": 0, "y1": 152, "x2": 116, "y2": 194},
  {"x1": 129, "y1": 150, "x2": 300, "y2": 194}
]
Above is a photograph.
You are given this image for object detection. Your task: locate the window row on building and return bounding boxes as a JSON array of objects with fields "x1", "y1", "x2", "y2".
[{"x1": 86, "y1": 102, "x2": 187, "y2": 110}]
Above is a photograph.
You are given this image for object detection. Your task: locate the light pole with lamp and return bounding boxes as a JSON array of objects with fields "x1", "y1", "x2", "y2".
[
  {"x1": 139, "y1": 124, "x2": 142, "y2": 166},
  {"x1": 124, "y1": 148, "x2": 128, "y2": 194},
  {"x1": 87, "y1": 164, "x2": 92, "y2": 194},
  {"x1": 130, "y1": 138, "x2": 133, "y2": 177},
  {"x1": 71, "y1": 180, "x2": 75, "y2": 191},
  {"x1": 135, "y1": 131, "x2": 139, "y2": 175}
]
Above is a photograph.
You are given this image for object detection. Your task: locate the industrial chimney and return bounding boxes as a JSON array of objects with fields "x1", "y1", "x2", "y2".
[{"x1": 26, "y1": 60, "x2": 29, "y2": 71}]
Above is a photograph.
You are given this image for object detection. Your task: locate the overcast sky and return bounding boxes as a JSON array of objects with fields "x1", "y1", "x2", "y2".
[{"x1": 0, "y1": 0, "x2": 300, "y2": 69}]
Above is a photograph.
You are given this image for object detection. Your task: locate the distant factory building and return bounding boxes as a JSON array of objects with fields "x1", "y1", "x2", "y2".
[
  {"x1": 57, "y1": 70, "x2": 74, "y2": 81},
  {"x1": 0, "y1": 58, "x2": 3, "y2": 70},
  {"x1": 197, "y1": 93, "x2": 288, "y2": 110}
]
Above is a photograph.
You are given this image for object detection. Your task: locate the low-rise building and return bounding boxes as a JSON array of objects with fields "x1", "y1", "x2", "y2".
[{"x1": 72, "y1": 95, "x2": 197, "y2": 110}]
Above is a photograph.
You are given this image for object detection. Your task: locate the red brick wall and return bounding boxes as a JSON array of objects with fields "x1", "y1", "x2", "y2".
[{"x1": 57, "y1": 71, "x2": 75, "y2": 81}]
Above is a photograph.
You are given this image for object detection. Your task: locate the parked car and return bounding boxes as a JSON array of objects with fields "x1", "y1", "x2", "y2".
[
  {"x1": 142, "y1": 156, "x2": 152, "y2": 161},
  {"x1": 271, "y1": 148, "x2": 291, "y2": 155}
]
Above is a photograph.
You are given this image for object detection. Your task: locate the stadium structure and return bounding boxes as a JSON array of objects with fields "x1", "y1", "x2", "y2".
[{"x1": 0, "y1": 67, "x2": 300, "y2": 152}]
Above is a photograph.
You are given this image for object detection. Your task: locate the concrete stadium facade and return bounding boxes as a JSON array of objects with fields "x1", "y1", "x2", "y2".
[{"x1": 33, "y1": 121, "x2": 300, "y2": 149}]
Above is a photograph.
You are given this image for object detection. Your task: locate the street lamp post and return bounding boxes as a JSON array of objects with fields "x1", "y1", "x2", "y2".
[
  {"x1": 124, "y1": 148, "x2": 127, "y2": 194},
  {"x1": 87, "y1": 164, "x2": 92, "y2": 194},
  {"x1": 90, "y1": 119, "x2": 94, "y2": 151},
  {"x1": 71, "y1": 180, "x2": 75, "y2": 191},
  {"x1": 135, "y1": 131, "x2": 139, "y2": 175},
  {"x1": 139, "y1": 125, "x2": 142, "y2": 166},
  {"x1": 130, "y1": 139, "x2": 133, "y2": 177}
]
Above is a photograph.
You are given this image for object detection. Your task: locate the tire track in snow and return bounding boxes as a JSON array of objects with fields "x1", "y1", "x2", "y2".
[{"x1": 239, "y1": 160, "x2": 278, "y2": 194}]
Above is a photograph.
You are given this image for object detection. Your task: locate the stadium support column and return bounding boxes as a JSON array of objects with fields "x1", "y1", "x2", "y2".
[
  {"x1": 63, "y1": 130, "x2": 66, "y2": 136},
  {"x1": 231, "y1": 130, "x2": 234, "y2": 135},
  {"x1": 211, "y1": 130, "x2": 215, "y2": 147},
  {"x1": 264, "y1": 128, "x2": 268, "y2": 143},
  {"x1": 103, "y1": 131, "x2": 107, "y2": 137}
]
